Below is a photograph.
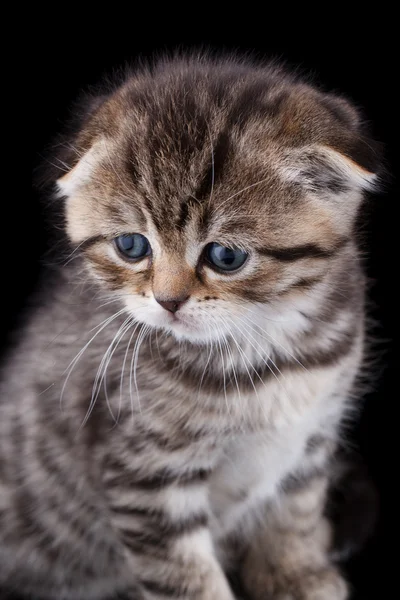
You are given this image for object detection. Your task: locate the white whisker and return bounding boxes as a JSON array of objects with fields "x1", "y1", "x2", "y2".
[
  {"x1": 118, "y1": 321, "x2": 141, "y2": 426},
  {"x1": 134, "y1": 324, "x2": 151, "y2": 412},
  {"x1": 60, "y1": 308, "x2": 127, "y2": 412},
  {"x1": 216, "y1": 333, "x2": 230, "y2": 417},
  {"x1": 129, "y1": 323, "x2": 149, "y2": 417},
  {"x1": 83, "y1": 315, "x2": 133, "y2": 429},
  {"x1": 102, "y1": 316, "x2": 135, "y2": 423},
  {"x1": 218, "y1": 315, "x2": 270, "y2": 424},
  {"x1": 240, "y1": 310, "x2": 310, "y2": 373},
  {"x1": 62, "y1": 239, "x2": 93, "y2": 266},
  {"x1": 195, "y1": 330, "x2": 214, "y2": 400},
  {"x1": 225, "y1": 315, "x2": 283, "y2": 385}
]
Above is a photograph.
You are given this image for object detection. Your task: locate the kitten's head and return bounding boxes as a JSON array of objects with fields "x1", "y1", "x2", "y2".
[{"x1": 55, "y1": 56, "x2": 380, "y2": 343}]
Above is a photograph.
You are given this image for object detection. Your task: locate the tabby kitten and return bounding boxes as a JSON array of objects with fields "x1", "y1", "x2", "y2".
[{"x1": 1, "y1": 55, "x2": 379, "y2": 600}]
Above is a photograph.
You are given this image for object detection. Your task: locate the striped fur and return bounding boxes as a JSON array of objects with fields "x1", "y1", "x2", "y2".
[{"x1": 0, "y1": 54, "x2": 380, "y2": 599}]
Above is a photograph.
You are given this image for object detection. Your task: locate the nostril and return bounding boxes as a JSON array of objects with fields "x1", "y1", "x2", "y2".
[{"x1": 155, "y1": 296, "x2": 189, "y2": 314}]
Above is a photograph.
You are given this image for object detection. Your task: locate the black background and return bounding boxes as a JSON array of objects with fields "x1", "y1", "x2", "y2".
[{"x1": 7, "y1": 12, "x2": 399, "y2": 599}]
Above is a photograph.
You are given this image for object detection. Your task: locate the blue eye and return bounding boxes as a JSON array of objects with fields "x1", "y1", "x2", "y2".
[
  {"x1": 205, "y1": 243, "x2": 248, "y2": 272},
  {"x1": 114, "y1": 234, "x2": 151, "y2": 260}
]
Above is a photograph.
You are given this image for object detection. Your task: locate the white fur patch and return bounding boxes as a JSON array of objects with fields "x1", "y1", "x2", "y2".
[
  {"x1": 163, "y1": 484, "x2": 209, "y2": 519},
  {"x1": 174, "y1": 528, "x2": 214, "y2": 558}
]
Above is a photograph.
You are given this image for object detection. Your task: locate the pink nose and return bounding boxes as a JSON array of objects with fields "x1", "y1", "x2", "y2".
[{"x1": 155, "y1": 296, "x2": 189, "y2": 313}]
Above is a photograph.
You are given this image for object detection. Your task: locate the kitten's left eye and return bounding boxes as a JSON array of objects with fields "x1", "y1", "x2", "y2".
[
  {"x1": 114, "y1": 233, "x2": 151, "y2": 260},
  {"x1": 205, "y1": 243, "x2": 248, "y2": 272}
]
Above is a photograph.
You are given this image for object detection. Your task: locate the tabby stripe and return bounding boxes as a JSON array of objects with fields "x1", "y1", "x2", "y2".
[
  {"x1": 194, "y1": 131, "x2": 231, "y2": 203},
  {"x1": 119, "y1": 510, "x2": 208, "y2": 536},
  {"x1": 110, "y1": 588, "x2": 144, "y2": 600},
  {"x1": 141, "y1": 579, "x2": 193, "y2": 598},
  {"x1": 121, "y1": 527, "x2": 168, "y2": 549},
  {"x1": 151, "y1": 317, "x2": 357, "y2": 403},
  {"x1": 277, "y1": 276, "x2": 322, "y2": 295},
  {"x1": 281, "y1": 466, "x2": 327, "y2": 493},
  {"x1": 257, "y1": 328, "x2": 356, "y2": 378},
  {"x1": 112, "y1": 505, "x2": 165, "y2": 518},
  {"x1": 14, "y1": 490, "x2": 62, "y2": 562},
  {"x1": 138, "y1": 425, "x2": 210, "y2": 451},
  {"x1": 172, "y1": 328, "x2": 356, "y2": 397},
  {"x1": 176, "y1": 199, "x2": 190, "y2": 229},
  {"x1": 297, "y1": 328, "x2": 356, "y2": 369},
  {"x1": 258, "y1": 240, "x2": 348, "y2": 261},
  {"x1": 106, "y1": 466, "x2": 210, "y2": 490},
  {"x1": 122, "y1": 534, "x2": 169, "y2": 558},
  {"x1": 120, "y1": 512, "x2": 207, "y2": 554},
  {"x1": 36, "y1": 438, "x2": 100, "y2": 518},
  {"x1": 226, "y1": 82, "x2": 289, "y2": 130},
  {"x1": 305, "y1": 434, "x2": 330, "y2": 454},
  {"x1": 177, "y1": 130, "x2": 231, "y2": 230},
  {"x1": 36, "y1": 440, "x2": 76, "y2": 495}
]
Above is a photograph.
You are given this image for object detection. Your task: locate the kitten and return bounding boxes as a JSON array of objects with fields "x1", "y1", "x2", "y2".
[{"x1": 1, "y1": 54, "x2": 380, "y2": 600}]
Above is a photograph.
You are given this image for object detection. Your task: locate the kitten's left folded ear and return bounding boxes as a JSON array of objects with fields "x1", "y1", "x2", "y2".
[
  {"x1": 35, "y1": 92, "x2": 110, "y2": 192},
  {"x1": 280, "y1": 91, "x2": 383, "y2": 196}
]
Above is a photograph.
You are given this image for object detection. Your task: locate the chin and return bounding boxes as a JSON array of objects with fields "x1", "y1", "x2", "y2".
[
  {"x1": 129, "y1": 310, "x2": 220, "y2": 345},
  {"x1": 157, "y1": 319, "x2": 220, "y2": 344},
  {"x1": 165, "y1": 323, "x2": 214, "y2": 344}
]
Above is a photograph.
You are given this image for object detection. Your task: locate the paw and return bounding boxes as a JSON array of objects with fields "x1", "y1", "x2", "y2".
[
  {"x1": 242, "y1": 566, "x2": 348, "y2": 600},
  {"x1": 294, "y1": 568, "x2": 348, "y2": 600}
]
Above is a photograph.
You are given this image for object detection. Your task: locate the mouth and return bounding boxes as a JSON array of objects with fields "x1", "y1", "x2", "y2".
[
  {"x1": 160, "y1": 311, "x2": 213, "y2": 342},
  {"x1": 167, "y1": 312, "x2": 195, "y2": 329},
  {"x1": 127, "y1": 300, "x2": 214, "y2": 342},
  {"x1": 169, "y1": 311, "x2": 186, "y2": 322}
]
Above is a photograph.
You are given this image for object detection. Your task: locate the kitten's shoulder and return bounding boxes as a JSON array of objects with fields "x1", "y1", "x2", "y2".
[{"x1": 1, "y1": 263, "x2": 108, "y2": 380}]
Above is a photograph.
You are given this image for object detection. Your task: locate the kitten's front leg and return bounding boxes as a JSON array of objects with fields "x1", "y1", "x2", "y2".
[
  {"x1": 132, "y1": 528, "x2": 236, "y2": 600},
  {"x1": 240, "y1": 474, "x2": 347, "y2": 600},
  {"x1": 107, "y1": 471, "x2": 235, "y2": 600}
]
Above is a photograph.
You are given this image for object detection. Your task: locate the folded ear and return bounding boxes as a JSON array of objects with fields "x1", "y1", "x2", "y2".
[
  {"x1": 56, "y1": 141, "x2": 104, "y2": 198},
  {"x1": 278, "y1": 90, "x2": 382, "y2": 198},
  {"x1": 36, "y1": 92, "x2": 110, "y2": 192},
  {"x1": 281, "y1": 143, "x2": 378, "y2": 195}
]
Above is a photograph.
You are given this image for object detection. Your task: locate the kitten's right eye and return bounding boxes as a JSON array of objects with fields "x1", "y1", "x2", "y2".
[{"x1": 114, "y1": 234, "x2": 151, "y2": 260}]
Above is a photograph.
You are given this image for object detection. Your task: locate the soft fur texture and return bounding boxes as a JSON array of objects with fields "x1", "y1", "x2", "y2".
[{"x1": 1, "y1": 54, "x2": 380, "y2": 599}]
